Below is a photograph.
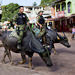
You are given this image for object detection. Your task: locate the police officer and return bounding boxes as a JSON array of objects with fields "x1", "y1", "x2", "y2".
[
  {"x1": 13, "y1": 6, "x2": 29, "y2": 49},
  {"x1": 37, "y1": 11, "x2": 45, "y2": 29},
  {"x1": 36, "y1": 11, "x2": 46, "y2": 43}
]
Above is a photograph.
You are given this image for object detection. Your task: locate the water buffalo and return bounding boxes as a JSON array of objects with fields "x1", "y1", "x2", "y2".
[
  {"x1": 33, "y1": 28, "x2": 71, "y2": 54},
  {"x1": 0, "y1": 30, "x2": 53, "y2": 68},
  {"x1": 45, "y1": 29, "x2": 71, "y2": 54}
]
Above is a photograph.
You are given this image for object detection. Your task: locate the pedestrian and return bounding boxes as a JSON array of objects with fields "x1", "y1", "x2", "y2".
[{"x1": 71, "y1": 24, "x2": 75, "y2": 40}]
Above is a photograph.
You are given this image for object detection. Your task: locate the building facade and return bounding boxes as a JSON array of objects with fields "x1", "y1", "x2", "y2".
[
  {"x1": 52, "y1": 0, "x2": 75, "y2": 32},
  {"x1": 23, "y1": 6, "x2": 43, "y2": 24},
  {"x1": 0, "y1": 4, "x2": 2, "y2": 21}
]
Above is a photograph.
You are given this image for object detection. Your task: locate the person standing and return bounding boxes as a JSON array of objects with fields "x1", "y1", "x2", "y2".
[{"x1": 71, "y1": 25, "x2": 75, "y2": 39}]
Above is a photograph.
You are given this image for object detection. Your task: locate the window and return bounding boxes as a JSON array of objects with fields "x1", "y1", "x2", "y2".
[
  {"x1": 29, "y1": 7, "x2": 32, "y2": 10},
  {"x1": 62, "y1": 2, "x2": 66, "y2": 11},
  {"x1": 67, "y1": 2, "x2": 71, "y2": 13},
  {"x1": 56, "y1": 4, "x2": 60, "y2": 12}
]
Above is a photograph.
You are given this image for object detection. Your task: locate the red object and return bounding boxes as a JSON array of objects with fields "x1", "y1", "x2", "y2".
[{"x1": 57, "y1": 11, "x2": 65, "y2": 18}]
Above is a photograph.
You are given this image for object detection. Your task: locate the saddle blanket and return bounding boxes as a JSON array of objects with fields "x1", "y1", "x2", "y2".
[
  {"x1": 32, "y1": 28, "x2": 40, "y2": 36},
  {"x1": 9, "y1": 30, "x2": 19, "y2": 39}
]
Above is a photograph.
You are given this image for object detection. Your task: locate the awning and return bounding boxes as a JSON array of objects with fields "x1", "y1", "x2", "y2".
[
  {"x1": 54, "y1": 16, "x2": 67, "y2": 21},
  {"x1": 43, "y1": 14, "x2": 51, "y2": 18},
  {"x1": 71, "y1": 14, "x2": 75, "y2": 17}
]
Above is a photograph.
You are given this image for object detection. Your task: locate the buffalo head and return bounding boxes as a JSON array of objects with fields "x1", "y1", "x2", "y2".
[{"x1": 60, "y1": 32, "x2": 71, "y2": 48}]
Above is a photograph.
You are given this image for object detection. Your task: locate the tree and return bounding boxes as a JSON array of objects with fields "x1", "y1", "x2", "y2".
[
  {"x1": 40, "y1": 0, "x2": 56, "y2": 7},
  {"x1": 1, "y1": 3, "x2": 19, "y2": 22},
  {"x1": 33, "y1": 2, "x2": 37, "y2": 6}
]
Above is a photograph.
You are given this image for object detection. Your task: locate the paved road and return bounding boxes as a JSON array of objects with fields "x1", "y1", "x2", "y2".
[{"x1": 0, "y1": 33, "x2": 75, "y2": 75}]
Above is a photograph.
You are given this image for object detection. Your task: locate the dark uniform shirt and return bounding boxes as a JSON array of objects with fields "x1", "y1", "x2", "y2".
[
  {"x1": 37, "y1": 15, "x2": 45, "y2": 25},
  {"x1": 13, "y1": 13, "x2": 29, "y2": 25}
]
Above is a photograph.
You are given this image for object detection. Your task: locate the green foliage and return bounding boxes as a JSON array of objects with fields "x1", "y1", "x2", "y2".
[
  {"x1": 40, "y1": 0, "x2": 56, "y2": 7},
  {"x1": 33, "y1": 2, "x2": 37, "y2": 6},
  {"x1": 1, "y1": 3, "x2": 19, "y2": 22}
]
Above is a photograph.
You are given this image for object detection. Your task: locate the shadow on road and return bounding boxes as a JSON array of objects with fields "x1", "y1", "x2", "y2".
[{"x1": 56, "y1": 48, "x2": 75, "y2": 55}]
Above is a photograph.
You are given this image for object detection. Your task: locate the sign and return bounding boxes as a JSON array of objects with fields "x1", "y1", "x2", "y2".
[
  {"x1": 56, "y1": 11, "x2": 65, "y2": 18},
  {"x1": 51, "y1": 7, "x2": 55, "y2": 18}
]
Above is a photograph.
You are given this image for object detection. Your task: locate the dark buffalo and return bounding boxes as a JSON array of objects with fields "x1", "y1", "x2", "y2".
[
  {"x1": 45, "y1": 29, "x2": 71, "y2": 54},
  {"x1": 0, "y1": 30, "x2": 53, "y2": 68},
  {"x1": 33, "y1": 28, "x2": 71, "y2": 54}
]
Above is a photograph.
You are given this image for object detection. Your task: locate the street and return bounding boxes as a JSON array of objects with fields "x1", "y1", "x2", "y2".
[{"x1": 0, "y1": 33, "x2": 75, "y2": 75}]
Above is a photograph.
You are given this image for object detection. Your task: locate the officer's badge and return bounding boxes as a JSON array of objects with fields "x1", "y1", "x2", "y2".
[{"x1": 23, "y1": 15, "x2": 25, "y2": 18}]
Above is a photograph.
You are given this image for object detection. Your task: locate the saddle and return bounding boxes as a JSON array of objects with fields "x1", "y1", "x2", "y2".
[
  {"x1": 32, "y1": 27, "x2": 45, "y2": 38},
  {"x1": 9, "y1": 30, "x2": 19, "y2": 39},
  {"x1": 32, "y1": 28, "x2": 40, "y2": 37}
]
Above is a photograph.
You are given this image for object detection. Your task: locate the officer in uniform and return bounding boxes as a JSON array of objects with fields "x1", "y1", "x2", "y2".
[
  {"x1": 13, "y1": 6, "x2": 29, "y2": 49},
  {"x1": 36, "y1": 11, "x2": 46, "y2": 43}
]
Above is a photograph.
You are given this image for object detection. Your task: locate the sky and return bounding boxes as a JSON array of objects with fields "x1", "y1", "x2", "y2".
[{"x1": 0, "y1": 0, "x2": 41, "y2": 6}]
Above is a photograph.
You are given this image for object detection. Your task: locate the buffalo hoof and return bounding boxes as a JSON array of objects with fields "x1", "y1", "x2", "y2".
[
  {"x1": 54, "y1": 51, "x2": 57, "y2": 55},
  {"x1": 47, "y1": 63, "x2": 53, "y2": 67},
  {"x1": 18, "y1": 60, "x2": 26, "y2": 64},
  {"x1": 52, "y1": 48, "x2": 57, "y2": 55},
  {"x1": 1, "y1": 60, "x2": 5, "y2": 64},
  {"x1": 54, "y1": 51, "x2": 58, "y2": 55},
  {"x1": 28, "y1": 63, "x2": 33, "y2": 69},
  {"x1": 28, "y1": 65, "x2": 34, "y2": 69},
  {"x1": 10, "y1": 62, "x2": 14, "y2": 65}
]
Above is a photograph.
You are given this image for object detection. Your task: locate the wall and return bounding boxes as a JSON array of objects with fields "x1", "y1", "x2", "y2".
[{"x1": 54, "y1": 0, "x2": 75, "y2": 17}]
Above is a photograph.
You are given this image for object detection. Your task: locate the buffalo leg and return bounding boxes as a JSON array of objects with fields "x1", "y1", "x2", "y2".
[
  {"x1": 53, "y1": 48, "x2": 57, "y2": 55},
  {"x1": 2, "y1": 50, "x2": 7, "y2": 63},
  {"x1": 19, "y1": 52, "x2": 26, "y2": 64},
  {"x1": 2, "y1": 48, "x2": 13, "y2": 64},
  {"x1": 7, "y1": 49, "x2": 13, "y2": 64},
  {"x1": 52, "y1": 45, "x2": 57, "y2": 55},
  {"x1": 46, "y1": 36, "x2": 53, "y2": 52},
  {"x1": 39, "y1": 50, "x2": 53, "y2": 67},
  {"x1": 28, "y1": 57, "x2": 32, "y2": 68}
]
